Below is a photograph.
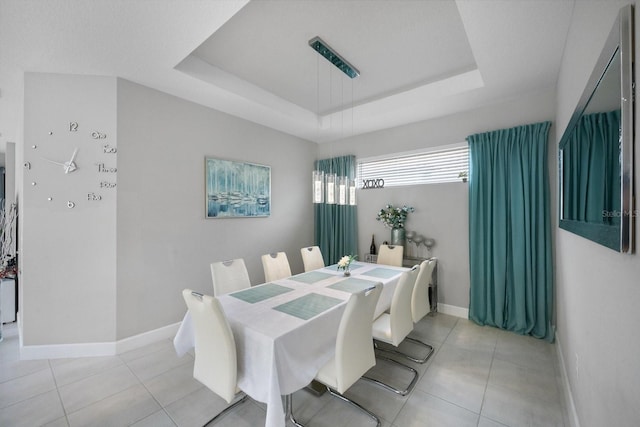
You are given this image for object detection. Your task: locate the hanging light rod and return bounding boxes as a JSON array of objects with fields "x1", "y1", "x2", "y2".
[{"x1": 309, "y1": 36, "x2": 360, "y2": 79}]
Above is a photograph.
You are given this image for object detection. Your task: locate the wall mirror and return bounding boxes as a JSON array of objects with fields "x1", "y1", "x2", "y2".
[{"x1": 559, "y1": 4, "x2": 634, "y2": 253}]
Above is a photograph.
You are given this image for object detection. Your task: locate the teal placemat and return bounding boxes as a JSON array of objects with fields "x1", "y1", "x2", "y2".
[
  {"x1": 230, "y1": 283, "x2": 293, "y2": 304},
  {"x1": 291, "y1": 271, "x2": 334, "y2": 284},
  {"x1": 273, "y1": 293, "x2": 343, "y2": 320},
  {"x1": 363, "y1": 267, "x2": 402, "y2": 279},
  {"x1": 329, "y1": 277, "x2": 378, "y2": 293}
]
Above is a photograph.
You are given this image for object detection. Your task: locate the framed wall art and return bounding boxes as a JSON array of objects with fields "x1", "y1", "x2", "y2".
[{"x1": 205, "y1": 157, "x2": 271, "y2": 218}]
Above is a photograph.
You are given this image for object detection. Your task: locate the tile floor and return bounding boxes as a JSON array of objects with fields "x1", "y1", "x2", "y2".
[{"x1": 0, "y1": 314, "x2": 567, "y2": 427}]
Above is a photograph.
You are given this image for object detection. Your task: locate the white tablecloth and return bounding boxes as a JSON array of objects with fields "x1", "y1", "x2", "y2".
[{"x1": 173, "y1": 261, "x2": 407, "y2": 427}]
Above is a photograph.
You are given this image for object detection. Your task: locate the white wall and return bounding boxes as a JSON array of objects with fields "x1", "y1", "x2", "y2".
[
  {"x1": 115, "y1": 79, "x2": 316, "y2": 339},
  {"x1": 321, "y1": 89, "x2": 556, "y2": 310},
  {"x1": 555, "y1": 1, "x2": 640, "y2": 426}
]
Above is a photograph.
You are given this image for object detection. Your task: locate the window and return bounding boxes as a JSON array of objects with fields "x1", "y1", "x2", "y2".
[{"x1": 357, "y1": 143, "x2": 469, "y2": 188}]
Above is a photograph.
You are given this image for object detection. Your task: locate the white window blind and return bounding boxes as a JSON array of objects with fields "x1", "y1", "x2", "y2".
[{"x1": 357, "y1": 144, "x2": 469, "y2": 188}]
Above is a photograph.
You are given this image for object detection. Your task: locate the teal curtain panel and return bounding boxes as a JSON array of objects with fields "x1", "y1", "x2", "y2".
[
  {"x1": 314, "y1": 155, "x2": 358, "y2": 265},
  {"x1": 467, "y1": 122, "x2": 554, "y2": 341}
]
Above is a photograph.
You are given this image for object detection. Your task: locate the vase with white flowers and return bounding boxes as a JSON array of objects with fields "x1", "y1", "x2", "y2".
[
  {"x1": 337, "y1": 254, "x2": 356, "y2": 277},
  {"x1": 376, "y1": 204, "x2": 414, "y2": 246}
]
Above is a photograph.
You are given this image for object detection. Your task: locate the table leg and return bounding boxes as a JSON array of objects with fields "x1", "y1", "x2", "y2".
[{"x1": 429, "y1": 262, "x2": 438, "y2": 314}]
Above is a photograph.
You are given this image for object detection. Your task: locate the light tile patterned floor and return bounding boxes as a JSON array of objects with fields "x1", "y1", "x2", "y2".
[{"x1": 0, "y1": 314, "x2": 567, "y2": 426}]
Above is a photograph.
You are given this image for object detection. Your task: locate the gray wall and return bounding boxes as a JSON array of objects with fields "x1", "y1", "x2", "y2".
[
  {"x1": 19, "y1": 73, "x2": 316, "y2": 345},
  {"x1": 320, "y1": 89, "x2": 556, "y2": 310},
  {"x1": 21, "y1": 73, "x2": 118, "y2": 345},
  {"x1": 555, "y1": 1, "x2": 640, "y2": 425},
  {"x1": 115, "y1": 79, "x2": 316, "y2": 339}
]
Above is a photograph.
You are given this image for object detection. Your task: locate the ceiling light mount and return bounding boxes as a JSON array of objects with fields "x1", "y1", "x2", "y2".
[{"x1": 309, "y1": 36, "x2": 360, "y2": 79}]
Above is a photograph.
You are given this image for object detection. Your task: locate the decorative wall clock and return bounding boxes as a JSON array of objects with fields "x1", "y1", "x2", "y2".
[{"x1": 25, "y1": 121, "x2": 117, "y2": 209}]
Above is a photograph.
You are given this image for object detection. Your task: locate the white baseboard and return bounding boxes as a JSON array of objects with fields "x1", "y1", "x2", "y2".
[
  {"x1": 20, "y1": 341, "x2": 117, "y2": 360},
  {"x1": 555, "y1": 332, "x2": 581, "y2": 427},
  {"x1": 437, "y1": 303, "x2": 469, "y2": 318},
  {"x1": 19, "y1": 321, "x2": 181, "y2": 360},
  {"x1": 116, "y1": 322, "x2": 180, "y2": 354}
]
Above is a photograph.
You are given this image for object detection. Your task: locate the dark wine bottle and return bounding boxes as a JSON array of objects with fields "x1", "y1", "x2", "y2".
[{"x1": 370, "y1": 235, "x2": 376, "y2": 254}]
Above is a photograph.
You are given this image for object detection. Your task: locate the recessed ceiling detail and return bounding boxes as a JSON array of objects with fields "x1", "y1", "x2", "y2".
[
  {"x1": 187, "y1": 0, "x2": 478, "y2": 116},
  {"x1": 172, "y1": 0, "x2": 506, "y2": 142}
]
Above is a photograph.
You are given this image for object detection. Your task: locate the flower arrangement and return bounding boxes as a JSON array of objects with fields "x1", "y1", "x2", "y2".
[
  {"x1": 376, "y1": 204, "x2": 414, "y2": 229},
  {"x1": 337, "y1": 255, "x2": 356, "y2": 276},
  {"x1": 337, "y1": 255, "x2": 356, "y2": 270}
]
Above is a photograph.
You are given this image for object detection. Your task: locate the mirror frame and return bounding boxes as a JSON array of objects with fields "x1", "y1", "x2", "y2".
[{"x1": 559, "y1": 4, "x2": 635, "y2": 253}]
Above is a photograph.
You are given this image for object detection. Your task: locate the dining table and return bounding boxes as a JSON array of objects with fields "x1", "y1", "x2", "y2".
[{"x1": 173, "y1": 261, "x2": 409, "y2": 427}]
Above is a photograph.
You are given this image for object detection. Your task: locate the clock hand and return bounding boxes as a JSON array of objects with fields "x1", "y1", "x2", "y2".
[
  {"x1": 68, "y1": 148, "x2": 78, "y2": 165},
  {"x1": 42, "y1": 157, "x2": 66, "y2": 167},
  {"x1": 64, "y1": 162, "x2": 77, "y2": 174},
  {"x1": 64, "y1": 148, "x2": 79, "y2": 174}
]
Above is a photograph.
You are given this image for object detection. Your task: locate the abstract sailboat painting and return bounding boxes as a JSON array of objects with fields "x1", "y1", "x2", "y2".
[{"x1": 205, "y1": 157, "x2": 271, "y2": 218}]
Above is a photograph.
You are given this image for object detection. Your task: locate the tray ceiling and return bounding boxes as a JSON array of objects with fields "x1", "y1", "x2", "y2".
[{"x1": 0, "y1": 0, "x2": 576, "y2": 146}]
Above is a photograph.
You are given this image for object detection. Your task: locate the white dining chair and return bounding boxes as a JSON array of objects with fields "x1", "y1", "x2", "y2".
[
  {"x1": 210, "y1": 258, "x2": 251, "y2": 296},
  {"x1": 182, "y1": 289, "x2": 248, "y2": 423},
  {"x1": 377, "y1": 244, "x2": 404, "y2": 267},
  {"x1": 288, "y1": 283, "x2": 383, "y2": 427},
  {"x1": 379, "y1": 258, "x2": 436, "y2": 364},
  {"x1": 364, "y1": 259, "x2": 436, "y2": 364},
  {"x1": 300, "y1": 246, "x2": 325, "y2": 272},
  {"x1": 412, "y1": 259, "x2": 437, "y2": 322},
  {"x1": 261, "y1": 252, "x2": 292, "y2": 282},
  {"x1": 364, "y1": 265, "x2": 420, "y2": 396}
]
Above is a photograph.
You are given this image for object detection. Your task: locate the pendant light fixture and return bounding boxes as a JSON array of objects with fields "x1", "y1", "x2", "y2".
[
  {"x1": 337, "y1": 176, "x2": 348, "y2": 205},
  {"x1": 310, "y1": 36, "x2": 359, "y2": 205},
  {"x1": 312, "y1": 170, "x2": 325, "y2": 203},
  {"x1": 325, "y1": 172, "x2": 337, "y2": 204},
  {"x1": 348, "y1": 179, "x2": 357, "y2": 205},
  {"x1": 309, "y1": 37, "x2": 360, "y2": 78}
]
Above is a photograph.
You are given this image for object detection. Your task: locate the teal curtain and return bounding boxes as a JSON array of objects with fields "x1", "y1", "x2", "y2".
[
  {"x1": 314, "y1": 155, "x2": 358, "y2": 265},
  {"x1": 468, "y1": 122, "x2": 554, "y2": 341},
  {"x1": 562, "y1": 110, "x2": 620, "y2": 225}
]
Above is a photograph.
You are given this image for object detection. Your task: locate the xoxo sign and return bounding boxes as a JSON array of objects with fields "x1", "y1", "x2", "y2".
[{"x1": 362, "y1": 178, "x2": 385, "y2": 189}]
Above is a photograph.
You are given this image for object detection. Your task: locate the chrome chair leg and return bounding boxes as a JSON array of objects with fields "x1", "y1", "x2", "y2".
[
  {"x1": 203, "y1": 394, "x2": 248, "y2": 426},
  {"x1": 405, "y1": 337, "x2": 435, "y2": 362},
  {"x1": 286, "y1": 387, "x2": 381, "y2": 426},
  {"x1": 327, "y1": 388, "x2": 381, "y2": 427},
  {"x1": 362, "y1": 355, "x2": 419, "y2": 396},
  {"x1": 285, "y1": 394, "x2": 305, "y2": 427},
  {"x1": 374, "y1": 337, "x2": 434, "y2": 364}
]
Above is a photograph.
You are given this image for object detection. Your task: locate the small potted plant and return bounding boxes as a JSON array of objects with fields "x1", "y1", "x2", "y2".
[{"x1": 458, "y1": 171, "x2": 468, "y2": 182}]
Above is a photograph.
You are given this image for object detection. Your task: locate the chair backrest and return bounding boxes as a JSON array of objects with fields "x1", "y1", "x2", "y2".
[
  {"x1": 335, "y1": 283, "x2": 383, "y2": 394},
  {"x1": 300, "y1": 246, "x2": 325, "y2": 272},
  {"x1": 261, "y1": 252, "x2": 292, "y2": 282},
  {"x1": 182, "y1": 289, "x2": 237, "y2": 404},
  {"x1": 411, "y1": 259, "x2": 436, "y2": 322},
  {"x1": 377, "y1": 244, "x2": 404, "y2": 267},
  {"x1": 210, "y1": 258, "x2": 251, "y2": 296},
  {"x1": 389, "y1": 265, "x2": 420, "y2": 346}
]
